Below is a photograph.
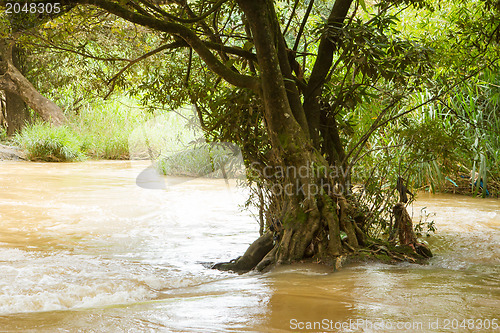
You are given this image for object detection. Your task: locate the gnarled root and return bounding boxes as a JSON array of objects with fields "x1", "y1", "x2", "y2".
[
  {"x1": 212, "y1": 232, "x2": 274, "y2": 273},
  {"x1": 212, "y1": 199, "x2": 433, "y2": 275}
]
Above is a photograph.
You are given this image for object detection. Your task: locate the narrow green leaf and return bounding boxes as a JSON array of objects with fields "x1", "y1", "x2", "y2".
[{"x1": 359, "y1": 0, "x2": 368, "y2": 12}]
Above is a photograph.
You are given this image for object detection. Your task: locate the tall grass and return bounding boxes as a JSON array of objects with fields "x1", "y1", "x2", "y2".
[
  {"x1": 15, "y1": 97, "x2": 154, "y2": 161},
  {"x1": 15, "y1": 122, "x2": 85, "y2": 162},
  {"x1": 13, "y1": 99, "x2": 237, "y2": 177},
  {"x1": 127, "y1": 107, "x2": 244, "y2": 177},
  {"x1": 446, "y1": 70, "x2": 500, "y2": 196},
  {"x1": 72, "y1": 98, "x2": 148, "y2": 160},
  {"x1": 127, "y1": 107, "x2": 201, "y2": 160}
]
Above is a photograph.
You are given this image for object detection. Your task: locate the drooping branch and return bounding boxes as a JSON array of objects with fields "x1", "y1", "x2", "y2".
[
  {"x1": 27, "y1": 36, "x2": 131, "y2": 62},
  {"x1": 61, "y1": 0, "x2": 260, "y2": 91},
  {"x1": 183, "y1": 0, "x2": 229, "y2": 62},
  {"x1": 138, "y1": 0, "x2": 228, "y2": 24},
  {"x1": 203, "y1": 40, "x2": 257, "y2": 60},
  {"x1": 344, "y1": 59, "x2": 500, "y2": 170},
  {"x1": 185, "y1": 46, "x2": 193, "y2": 87}
]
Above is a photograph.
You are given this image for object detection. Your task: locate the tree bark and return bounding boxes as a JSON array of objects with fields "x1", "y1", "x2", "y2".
[
  {"x1": 236, "y1": 0, "x2": 346, "y2": 266},
  {"x1": 1, "y1": 43, "x2": 31, "y2": 135},
  {"x1": 393, "y1": 203, "x2": 417, "y2": 245},
  {"x1": 5, "y1": 92, "x2": 29, "y2": 135},
  {"x1": 212, "y1": 232, "x2": 274, "y2": 273},
  {"x1": 303, "y1": 0, "x2": 353, "y2": 145}
]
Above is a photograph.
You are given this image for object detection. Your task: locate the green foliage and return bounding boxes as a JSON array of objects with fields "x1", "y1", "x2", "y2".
[
  {"x1": 348, "y1": 0, "x2": 500, "y2": 203},
  {"x1": 4, "y1": 0, "x2": 498, "y2": 251},
  {"x1": 0, "y1": 127, "x2": 7, "y2": 141},
  {"x1": 0, "y1": 13, "x2": 10, "y2": 38},
  {"x1": 446, "y1": 70, "x2": 500, "y2": 196},
  {"x1": 335, "y1": 12, "x2": 433, "y2": 86},
  {"x1": 13, "y1": 97, "x2": 166, "y2": 161},
  {"x1": 414, "y1": 206, "x2": 436, "y2": 237},
  {"x1": 72, "y1": 98, "x2": 147, "y2": 160},
  {"x1": 20, "y1": 7, "x2": 162, "y2": 106},
  {"x1": 15, "y1": 122, "x2": 85, "y2": 162}
]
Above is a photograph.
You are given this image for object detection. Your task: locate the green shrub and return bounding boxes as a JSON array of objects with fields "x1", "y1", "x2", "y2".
[{"x1": 15, "y1": 122, "x2": 85, "y2": 162}]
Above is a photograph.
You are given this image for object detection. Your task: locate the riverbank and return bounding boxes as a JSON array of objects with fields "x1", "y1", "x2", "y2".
[
  {"x1": 0, "y1": 143, "x2": 25, "y2": 161},
  {"x1": 2, "y1": 140, "x2": 498, "y2": 197},
  {"x1": 439, "y1": 172, "x2": 500, "y2": 198}
]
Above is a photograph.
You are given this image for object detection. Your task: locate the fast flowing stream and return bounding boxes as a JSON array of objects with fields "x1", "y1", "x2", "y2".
[{"x1": 0, "y1": 161, "x2": 498, "y2": 332}]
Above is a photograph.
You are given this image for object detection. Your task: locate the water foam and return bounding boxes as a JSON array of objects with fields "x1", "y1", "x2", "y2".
[{"x1": 0, "y1": 249, "x2": 159, "y2": 315}]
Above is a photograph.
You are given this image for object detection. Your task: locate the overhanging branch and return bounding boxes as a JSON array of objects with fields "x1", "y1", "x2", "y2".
[
  {"x1": 140, "y1": 0, "x2": 228, "y2": 24},
  {"x1": 61, "y1": 0, "x2": 260, "y2": 91}
]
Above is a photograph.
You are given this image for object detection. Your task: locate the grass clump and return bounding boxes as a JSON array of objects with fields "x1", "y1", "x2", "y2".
[
  {"x1": 73, "y1": 98, "x2": 147, "y2": 160},
  {"x1": 15, "y1": 122, "x2": 85, "y2": 162}
]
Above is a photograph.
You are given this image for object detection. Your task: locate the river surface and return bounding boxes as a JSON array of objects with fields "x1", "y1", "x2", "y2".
[{"x1": 0, "y1": 161, "x2": 498, "y2": 332}]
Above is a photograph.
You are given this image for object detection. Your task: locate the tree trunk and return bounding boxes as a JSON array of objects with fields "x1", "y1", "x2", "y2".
[
  {"x1": 0, "y1": 39, "x2": 66, "y2": 127},
  {"x1": 0, "y1": 91, "x2": 6, "y2": 129},
  {"x1": 392, "y1": 203, "x2": 433, "y2": 258},
  {"x1": 212, "y1": 232, "x2": 274, "y2": 273},
  {"x1": 224, "y1": 0, "x2": 351, "y2": 271},
  {"x1": 5, "y1": 91, "x2": 30, "y2": 135},
  {"x1": 0, "y1": 42, "x2": 31, "y2": 135}
]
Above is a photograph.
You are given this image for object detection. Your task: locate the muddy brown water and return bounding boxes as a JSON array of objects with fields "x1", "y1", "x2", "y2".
[{"x1": 0, "y1": 161, "x2": 498, "y2": 332}]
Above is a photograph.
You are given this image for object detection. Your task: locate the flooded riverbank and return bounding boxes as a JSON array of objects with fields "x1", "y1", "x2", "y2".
[{"x1": 0, "y1": 161, "x2": 498, "y2": 332}]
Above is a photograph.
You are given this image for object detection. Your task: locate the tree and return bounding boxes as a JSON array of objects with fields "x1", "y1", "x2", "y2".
[
  {"x1": 41, "y1": 0, "x2": 439, "y2": 271},
  {"x1": 2, "y1": 43, "x2": 31, "y2": 135},
  {"x1": 40, "y1": 0, "x2": 497, "y2": 270},
  {"x1": 0, "y1": 6, "x2": 68, "y2": 129}
]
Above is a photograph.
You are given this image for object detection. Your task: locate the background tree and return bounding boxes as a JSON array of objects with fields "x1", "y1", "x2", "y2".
[{"x1": 0, "y1": 5, "x2": 70, "y2": 130}]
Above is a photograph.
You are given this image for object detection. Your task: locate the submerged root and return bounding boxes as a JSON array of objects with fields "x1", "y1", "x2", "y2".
[
  {"x1": 212, "y1": 232, "x2": 274, "y2": 273},
  {"x1": 213, "y1": 199, "x2": 432, "y2": 274}
]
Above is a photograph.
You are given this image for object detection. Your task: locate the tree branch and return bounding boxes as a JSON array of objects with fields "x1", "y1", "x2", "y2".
[
  {"x1": 62, "y1": 0, "x2": 260, "y2": 91},
  {"x1": 27, "y1": 38, "x2": 131, "y2": 62},
  {"x1": 292, "y1": 0, "x2": 314, "y2": 52},
  {"x1": 203, "y1": 40, "x2": 256, "y2": 60},
  {"x1": 345, "y1": 60, "x2": 499, "y2": 170},
  {"x1": 302, "y1": 0, "x2": 354, "y2": 145},
  {"x1": 105, "y1": 40, "x2": 185, "y2": 99},
  {"x1": 283, "y1": 0, "x2": 300, "y2": 37},
  {"x1": 155, "y1": 0, "x2": 228, "y2": 24}
]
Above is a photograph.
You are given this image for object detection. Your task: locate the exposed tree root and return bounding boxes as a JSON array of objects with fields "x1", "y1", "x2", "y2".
[
  {"x1": 213, "y1": 198, "x2": 433, "y2": 274},
  {"x1": 211, "y1": 232, "x2": 274, "y2": 273},
  {"x1": 392, "y1": 203, "x2": 433, "y2": 259}
]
